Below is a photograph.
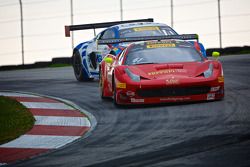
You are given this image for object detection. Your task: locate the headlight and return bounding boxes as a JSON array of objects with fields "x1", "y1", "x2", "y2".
[
  {"x1": 125, "y1": 68, "x2": 140, "y2": 82},
  {"x1": 204, "y1": 63, "x2": 213, "y2": 78}
]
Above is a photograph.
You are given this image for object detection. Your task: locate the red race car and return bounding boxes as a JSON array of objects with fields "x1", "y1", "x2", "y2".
[{"x1": 99, "y1": 35, "x2": 224, "y2": 105}]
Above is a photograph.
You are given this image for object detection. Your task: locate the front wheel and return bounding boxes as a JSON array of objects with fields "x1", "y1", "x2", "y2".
[
  {"x1": 112, "y1": 77, "x2": 119, "y2": 106},
  {"x1": 99, "y1": 67, "x2": 106, "y2": 99}
]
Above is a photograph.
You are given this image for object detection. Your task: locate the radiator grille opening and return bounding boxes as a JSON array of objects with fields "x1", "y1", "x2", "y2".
[{"x1": 137, "y1": 86, "x2": 210, "y2": 97}]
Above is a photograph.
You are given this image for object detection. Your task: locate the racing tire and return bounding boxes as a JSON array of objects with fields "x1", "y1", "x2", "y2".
[
  {"x1": 72, "y1": 51, "x2": 94, "y2": 82},
  {"x1": 99, "y1": 67, "x2": 108, "y2": 99},
  {"x1": 112, "y1": 76, "x2": 119, "y2": 106}
]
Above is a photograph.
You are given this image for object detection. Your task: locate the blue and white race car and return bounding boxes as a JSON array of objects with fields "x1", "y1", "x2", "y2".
[{"x1": 65, "y1": 18, "x2": 206, "y2": 81}]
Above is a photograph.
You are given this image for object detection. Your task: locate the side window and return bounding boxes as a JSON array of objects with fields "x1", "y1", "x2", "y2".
[
  {"x1": 166, "y1": 30, "x2": 176, "y2": 35},
  {"x1": 161, "y1": 26, "x2": 177, "y2": 35},
  {"x1": 101, "y1": 29, "x2": 115, "y2": 39},
  {"x1": 95, "y1": 33, "x2": 102, "y2": 40}
]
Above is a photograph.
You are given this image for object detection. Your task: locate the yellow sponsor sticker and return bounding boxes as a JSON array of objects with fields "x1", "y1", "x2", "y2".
[
  {"x1": 218, "y1": 76, "x2": 224, "y2": 83},
  {"x1": 113, "y1": 47, "x2": 118, "y2": 51},
  {"x1": 148, "y1": 69, "x2": 185, "y2": 76},
  {"x1": 116, "y1": 82, "x2": 126, "y2": 89},
  {"x1": 133, "y1": 26, "x2": 159, "y2": 32},
  {"x1": 146, "y1": 43, "x2": 176, "y2": 49}
]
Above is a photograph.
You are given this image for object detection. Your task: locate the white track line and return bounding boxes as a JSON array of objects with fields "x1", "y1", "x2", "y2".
[
  {"x1": 0, "y1": 92, "x2": 37, "y2": 97},
  {"x1": 0, "y1": 91, "x2": 93, "y2": 163},
  {"x1": 21, "y1": 102, "x2": 74, "y2": 110},
  {"x1": 34, "y1": 116, "x2": 91, "y2": 127},
  {"x1": 0, "y1": 135, "x2": 80, "y2": 149}
]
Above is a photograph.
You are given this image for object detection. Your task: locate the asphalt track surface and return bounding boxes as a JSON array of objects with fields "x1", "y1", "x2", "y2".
[{"x1": 0, "y1": 54, "x2": 250, "y2": 167}]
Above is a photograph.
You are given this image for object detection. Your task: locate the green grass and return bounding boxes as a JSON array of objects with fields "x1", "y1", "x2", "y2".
[
  {"x1": 239, "y1": 50, "x2": 250, "y2": 54},
  {"x1": 49, "y1": 63, "x2": 71, "y2": 68},
  {"x1": 0, "y1": 96, "x2": 35, "y2": 144}
]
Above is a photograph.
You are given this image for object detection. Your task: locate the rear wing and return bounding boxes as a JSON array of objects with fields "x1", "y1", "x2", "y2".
[
  {"x1": 97, "y1": 34, "x2": 199, "y2": 45},
  {"x1": 65, "y1": 18, "x2": 154, "y2": 37}
]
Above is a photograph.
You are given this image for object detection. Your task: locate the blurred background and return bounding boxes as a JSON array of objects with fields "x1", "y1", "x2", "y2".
[{"x1": 0, "y1": 0, "x2": 249, "y2": 66}]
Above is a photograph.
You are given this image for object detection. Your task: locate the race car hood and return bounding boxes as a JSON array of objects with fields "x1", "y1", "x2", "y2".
[{"x1": 127, "y1": 61, "x2": 213, "y2": 80}]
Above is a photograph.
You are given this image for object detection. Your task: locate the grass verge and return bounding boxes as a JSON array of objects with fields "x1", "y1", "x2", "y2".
[
  {"x1": 0, "y1": 96, "x2": 35, "y2": 145},
  {"x1": 49, "y1": 63, "x2": 71, "y2": 68}
]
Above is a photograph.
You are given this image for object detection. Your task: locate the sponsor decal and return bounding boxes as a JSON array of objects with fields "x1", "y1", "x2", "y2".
[
  {"x1": 113, "y1": 47, "x2": 119, "y2": 52},
  {"x1": 166, "y1": 77, "x2": 179, "y2": 85},
  {"x1": 207, "y1": 93, "x2": 215, "y2": 100},
  {"x1": 160, "y1": 97, "x2": 190, "y2": 101},
  {"x1": 218, "y1": 76, "x2": 224, "y2": 83},
  {"x1": 126, "y1": 91, "x2": 135, "y2": 97},
  {"x1": 132, "y1": 57, "x2": 144, "y2": 64},
  {"x1": 147, "y1": 41, "x2": 174, "y2": 44},
  {"x1": 210, "y1": 86, "x2": 220, "y2": 92},
  {"x1": 116, "y1": 82, "x2": 126, "y2": 89},
  {"x1": 133, "y1": 26, "x2": 159, "y2": 31},
  {"x1": 146, "y1": 43, "x2": 176, "y2": 49},
  {"x1": 148, "y1": 69, "x2": 186, "y2": 76},
  {"x1": 131, "y1": 98, "x2": 144, "y2": 103}
]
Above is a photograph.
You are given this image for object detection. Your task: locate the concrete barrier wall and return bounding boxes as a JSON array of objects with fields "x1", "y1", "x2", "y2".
[{"x1": 206, "y1": 46, "x2": 250, "y2": 56}]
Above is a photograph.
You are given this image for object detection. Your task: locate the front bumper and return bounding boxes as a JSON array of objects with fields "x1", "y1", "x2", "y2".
[{"x1": 115, "y1": 77, "x2": 224, "y2": 105}]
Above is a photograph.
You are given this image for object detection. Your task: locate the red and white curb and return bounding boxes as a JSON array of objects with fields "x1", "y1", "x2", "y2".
[{"x1": 0, "y1": 92, "x2": 96, "y2": 165}]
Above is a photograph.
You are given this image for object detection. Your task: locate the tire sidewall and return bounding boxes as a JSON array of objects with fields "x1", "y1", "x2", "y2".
[{"x1": 73, "y1": 51, "x2": 93, "y2": 82}]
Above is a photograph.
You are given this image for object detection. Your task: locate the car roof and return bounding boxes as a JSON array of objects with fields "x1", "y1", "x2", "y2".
[{"x1": 111, "y1": 22, "x2": 169, "y2": 30}]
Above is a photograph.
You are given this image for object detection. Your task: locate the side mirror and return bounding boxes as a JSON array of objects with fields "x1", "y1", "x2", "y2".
[
  {"x1": 212, "y1": 51, "x2": 220, "y2": 59},
  {"x1": 104, "y1": 56, "x2": 114, "y2": 64}
]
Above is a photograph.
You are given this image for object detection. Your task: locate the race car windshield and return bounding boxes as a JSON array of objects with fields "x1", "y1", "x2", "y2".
[
  {"x1": 125, "y1": 42, "x2": 203, "y2": 65},
  {"x1": 119, "y1": 26, "x2": 176, "y2": 38}
]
